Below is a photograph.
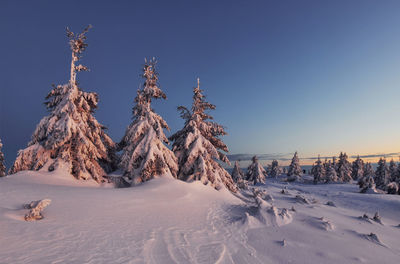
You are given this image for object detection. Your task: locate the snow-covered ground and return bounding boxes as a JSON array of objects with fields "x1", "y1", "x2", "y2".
[{"x1": 1, "y1": 171, "x2": 400, "y2": 264}]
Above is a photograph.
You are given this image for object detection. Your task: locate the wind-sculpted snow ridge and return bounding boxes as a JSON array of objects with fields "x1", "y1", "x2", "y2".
[
  {"x1": 362, "y1": 233, "x2": 387, "y2": 248},
  {"x1": 1, "y1": 171, "x2": 400, "y2": 264},
  {"x1": 314, "y1": 217, "x2": 335, "y2": 231}
]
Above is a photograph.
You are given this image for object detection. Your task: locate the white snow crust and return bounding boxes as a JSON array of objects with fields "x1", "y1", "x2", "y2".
[{"x1": 1, "y1": 171, "x2": 400, "y2": 263}]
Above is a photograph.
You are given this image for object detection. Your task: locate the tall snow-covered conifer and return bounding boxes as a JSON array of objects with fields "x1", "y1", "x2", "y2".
[
  {"x1": 169, "y1": 79, "x2": 236, "y2": 192},
  {"x1": 397, "y1": 157, "x2": 400, "y2": 183},
  {"x1": 232, "y1": 160, "x2": 247, "y2": 189},
  {"x1": 389, "y1": 159, "x2": 398, "y2": 182},
  {"x1": 323, "y1": 158, "x2": 329, "y2": 171},
  {"x1": 269, "y1": 160, "x2": 282, "y2": 178},
  {"x1": 374, "y1": 158, "x2": 390, "y2": 190},
  {"x1": 231, "y1": 161, "x2": 244, "y2": 183},
  {"x1": 337, "y1": 152, "x2": 352, "y2": 182},
  {"x1": 9, "y1": 25, "x2": 116, "y2": 182},
  {"x1": 358, "y1": 162, "x2": 376, "y2": 193},
  {"x1": 119, "y1": 59, "x2": 178, "y2": 184},
  {"x1": 0, "y1": 139, "x2": 6, "y2": 177},
  {"x1": 351, "y1": 155, "x2": 364, "y2": 180},
  {"x1": 332, "y1": 156, "x2": 338, "y2": 172},
  {"x1": 287, "y1": 152, "x2": 302, "y2": 180},
  {"x1": 246, "y1": 156, "x2": 267, "y2": 185},
  {"x1": 325, "y1": 161, "x2": 338, "y2": 183},
  {"x1": 312, "y1": 155, "x2": 325, "y2": 184}
]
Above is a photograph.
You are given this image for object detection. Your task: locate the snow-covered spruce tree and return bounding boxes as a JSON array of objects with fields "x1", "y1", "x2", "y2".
[
  {"x1": 312, "y1": 155, "x2": 326, "y2": 184},
  {"x1": 287, "y1": 152, "x2": 302, "y2": 181},
  {"x1": 231, "y1": 161, "x2": 248, "y2": 189},
  {"x1": 246, "y1": 156, "x2": 267, "y2": 185},
  {"x1": 374, "y1": 158, "x2": 390, "y2": 190},
  {"x1": 325, "y1": 161, "x2": 338, "y2": 183},
  {"x1": 397, "y1": 164, "x2": 400, "y2": 185},
  {"x1": 0, "y1": 139, "x2": 6, "y2": 177},
  {"x1": 231, "y1": 161, "x2": 244, "y2": 183},
  {"x1": 397, "y1": 158, "x2": 400, "y2": 183},
  {"x1": 9, "y1": 25, "x2": 116, "y2": 182},
  {"x1": 332, "y1": 156, "x2": 338, "y2": 172},
  {"x1": 337, "y1": 152, "x2": 352, "y2": 182},
  {"x1": 323, "y1": 158, "x2": 329, "y2": 171},
  {"x1": 351, "y1": 155, "x2": 364, "y2": 180},
  {"x1": 169, "y1": 79, "x2": 236, "y2": 192},
  {"x1": 358, "y1": 162, "x2": 376, "y2": 193},
  {"x1": 389, "y1": 159, "x2": 398, "y2": 182},
  {"x1": 119, "y1": 59, "x2": 178, "y2": 184},
  {"x1": 269, "y1": 159, "x2": 282, "y2": 178}
]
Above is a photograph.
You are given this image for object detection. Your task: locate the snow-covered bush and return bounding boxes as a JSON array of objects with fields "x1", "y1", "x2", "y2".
[
  {"x1": 311, "y1": 155, "x2": 325, "y2": 184},
  {"x1": 119, "y1": 59, "x2": 178, "y2": 184},
  {"x1": 386, "y1": 182, "x2": 399, "y2": 195},
  {"x1": 287, "y1": 152, "x2": 302, "y2": 181},
  {"x1": 246, "y1": 156, "x2": 267, "y2": 185},
  {"x1": 169, "y1": 79, "x2": 236, "y2": 192},
  {"x1": 9, "y1": 25, "x2": 116, "y2": 182}
]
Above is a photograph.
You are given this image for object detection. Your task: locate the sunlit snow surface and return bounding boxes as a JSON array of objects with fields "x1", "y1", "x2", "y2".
[{"x1": 1, "y1": 171, "x2": 400, "y2": 263}]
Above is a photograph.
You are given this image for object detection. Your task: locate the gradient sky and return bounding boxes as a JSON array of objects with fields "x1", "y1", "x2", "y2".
[{"x1": 1, "y1": 0, "x2": 399, "y2": 167}]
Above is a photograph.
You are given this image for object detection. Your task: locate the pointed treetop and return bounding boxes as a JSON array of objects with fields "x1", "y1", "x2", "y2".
[
  {"x1": 66, "y1": 24, "x2": 92, "y2": 54},
  {"x1": 142, "y1": 58, "x2": 166, "y2": 101},
  {"x1": 66, "y1": 25, "x2": 92, "y2": 85}
]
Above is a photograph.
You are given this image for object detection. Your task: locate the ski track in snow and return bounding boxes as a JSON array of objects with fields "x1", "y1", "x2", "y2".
[{"x1": 142, "y1": 204, "x2": 263, "y2": 264}]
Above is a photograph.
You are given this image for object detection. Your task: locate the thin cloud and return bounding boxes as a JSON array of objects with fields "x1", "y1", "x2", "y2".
[
  {"x1": 349, "y1": 152, "x2": 400, "y2": 159},
  {"x1": 227, "y1": 153, "x2": 291, "y2": 161}
]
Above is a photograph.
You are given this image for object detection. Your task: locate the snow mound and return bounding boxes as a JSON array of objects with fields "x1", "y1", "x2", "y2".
[
  {"x1": 363, "y1": 233, "x2": 387, "y2": 247},
  {"x1": 316, "y1": 217, "x2": 335, "y2": 231},
  {"x1": 325, "y1": 201, "x2": 336, "y2": 207}
]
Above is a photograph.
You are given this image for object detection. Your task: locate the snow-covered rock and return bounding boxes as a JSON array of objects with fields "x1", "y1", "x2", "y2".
[{"x1": 24, "y1": 199, "x2": 51, "y2": 221}]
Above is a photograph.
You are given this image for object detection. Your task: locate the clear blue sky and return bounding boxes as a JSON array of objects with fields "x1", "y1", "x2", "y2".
[{"x1": 1, "y1": 0, "x2": 399, "y2": 167}]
